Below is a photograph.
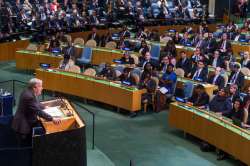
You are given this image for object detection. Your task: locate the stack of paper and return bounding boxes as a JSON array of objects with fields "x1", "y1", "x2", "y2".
[{"x1": 43, "y1": 106, "x2": 64, "y2": 117}]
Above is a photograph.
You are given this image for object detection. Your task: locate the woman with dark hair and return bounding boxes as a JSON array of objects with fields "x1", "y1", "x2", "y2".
[
  {"x1": 139, "y1": 72, "x2": 157, "y2": 111},
  {"x1": 139, "y1": 40, "x2": 150, "y2": 57},
  {"x1": 223, "y1": 98, "x2": 244, "y2": 120},
  {"x1": 172, "y1": 31, "x2": 181, "y2": 44},
  {"x1": 242, "y1": 95, "x2": 250, "y2": 127},
  {"x1": 140, "y1": 62, "x2": 154, "y2": 82},
  {"x1": 162, "y1": 40, "x2": 177, "y2": 57}
]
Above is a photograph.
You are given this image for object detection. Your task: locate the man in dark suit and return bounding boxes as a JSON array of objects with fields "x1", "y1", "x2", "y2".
[
  {"x1": 179, "y1": 32, "x2": 191, "y2": 46},
  {"x1": 228, "y1": 63, "x2": 245, "y2": 90},
  {"x1": 87, "y1": 26, "x2": 100, "y2": 45},
  {"x1": 89, "y1": 10, "x2": 100, "y2": 24},
  {"x1": 138, "y1": 51, "x2": 159, "y2": 69},
  {"x1": 12, "y1": 78, "x2": 61, "y2": 146},
  {"x1": 209, "y1": 50, "x2": 225, "y2": 69},
  {"x1": 208, "y1": 67, "x2": 225, "y2": 89},
  {"x1": 176, "y1": 51, "x2": 192, "y2": 77},
  {"x1": 189, "y1": 60, "x2": 208, "y2": 82},
  {"x1": 62, "y1": 40, "x2": 76, "y2": 60},
  {"x1": 193, "y1": 34, "x2": 208, "y2": 54},
  {"x1": 119, "y1": 26, "x2": 131, "y2": 38},
  {"x1": 218, "y1": 33, "x2": 232, "y2": 59},
  {"x1": 205, "y1": 32, "x2": 217, "y2": 54}
]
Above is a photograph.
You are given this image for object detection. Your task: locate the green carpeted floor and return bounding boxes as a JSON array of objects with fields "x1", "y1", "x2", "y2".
[{"x1": 0, "y1": 61, "x2": 237, "y2": 166}]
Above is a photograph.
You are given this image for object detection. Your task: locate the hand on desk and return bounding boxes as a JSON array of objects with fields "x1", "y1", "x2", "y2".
[
  {"x1": 198, "y1": 106, "x2": 206, "y2": 109},
  {"x1": 215, "y1": 112, "x2": 222, "y2": 116},
  {"x1": 52, "y1": 117, "x2": 61, "y2": 125},
  {"x1": 186, "y1": 102, "x2": 193, "y2": 106}
]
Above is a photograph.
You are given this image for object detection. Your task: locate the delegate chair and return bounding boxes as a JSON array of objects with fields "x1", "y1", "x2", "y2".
[
  {"x1": 183, "y1": 82, "x2": 194, "y2": 99},
  {"x1": 150, "y1": 44, "x2": 161, "y2": 61},
  {"x1": 130, "y1": 54, "x2": 139, "y2": 65},
  {"x1": 85, "y1": 39, "x2": 97, "y2": 47},
  {"x1": 105, "y1": 41, "x2": 117, "y2": 49},
  {"x1": 68, "y1": 65, "x2": 81, "y2": 73},
  {"x1": 114, "y1": 65, "x2": 125, "y2": 73},
  {"x1": 83, "y1": 68, "x2": 96, "y2": 76},
  {"x1": 241, "y1": 67, "x2": 250, "y2": 77},
  {"x1": 175, "y1": 68, "x2": 185, "y2": 77},
  {"x1": 77, "y1": 47, "x2": 93, "y2": 66},
  {"x1": 26, "y1": 43, "x2": 38, "y2": 51},
  {"x1": 131, "y1": 68, "x2": 142, "y2": 77},
  {"x1": 73, "y1": 38, "x2": 85, "y2": 46}
]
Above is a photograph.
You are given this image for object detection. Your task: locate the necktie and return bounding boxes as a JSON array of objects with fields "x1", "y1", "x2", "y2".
[
  {"x1": 213, "y1": 75, "x2": 218, "y2": 84},
  {"x1": 212, "y1": 58, "x2": 217, "y2": 67},
  {"x1": 230, "y1": 72, "x2": 238, "y2": 83},
  {"x1": 207, "y1": 39, "x2": 211, "y2": 49},
  {"x1": 197, "y1": 40, "x2": 202, "y2": 48},
  {"x1": 193, "y1": 69, "x2": 201, "y2": 80},
  {"x1": 67, "y1": 47, "x2": 71, "y2": 56}
]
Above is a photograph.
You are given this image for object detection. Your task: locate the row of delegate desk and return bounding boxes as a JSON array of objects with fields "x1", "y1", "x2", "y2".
[
  {"x1": 0, "y1": 23, "x2": 215, "y2": 62},
  {"x1": 15, "y1": 47, "x2": 218, "y2": 96},
  {"x1": 16, "y1": 45, "x2": 250, "y2": 93},
  {"x1": 0, "y1": 22, "x2": 249, "y2": 62},
  {"x1": 169, "y1": 102, "x2": 250, "y2": 165},
  {"x1": 36, "y1": 68, "x2": 146, "y2": 112}
]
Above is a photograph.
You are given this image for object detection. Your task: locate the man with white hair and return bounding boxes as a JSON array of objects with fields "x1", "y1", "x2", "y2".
[{"x1": 12, "y1": 78, "x2": 61, "y2": 146}]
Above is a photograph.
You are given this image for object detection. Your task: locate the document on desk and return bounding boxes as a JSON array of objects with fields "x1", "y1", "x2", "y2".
[{"x1": 43, "y1": 106, "x2": 64, "y2": 117}]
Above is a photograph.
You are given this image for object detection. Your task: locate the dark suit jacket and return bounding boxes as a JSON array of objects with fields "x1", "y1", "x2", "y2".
[
  {"x1": 209, "y1": 57, "x2": 225, "y2": 69},
  {"x1": 87, "y1": 33, "x2": 100, "y2": 45},
  {"x1": 138, "y1": 58, "x2": 159, "y2": 69},
  {"x1": 228, "y1": 71, "x2": 245, "y2": 90},
  {"x1": 240, "y1": 59, "x2": 250, "y2": 69},
  {"x1": 217, "y1": 40, "x2": 232, "y2": 53},
  {"x1": 190, "y1": 67, "x2": 208, "y2": 82},
  {"x1": 176, "y1": 58, "x2": 192, "y2": 76},
  {"x1": 120, "y1": 31, "x2": 131, "y2": 38},
  {"x1": 205, "y1": 38, "x2": 217, "y2": 54},
  {"x1": 188, "y1": 92, "x2": 209, "y2": 107},
  {"x1": 208, "y1": 74, "x2": 225, "y2": 89},
  {"x1": 63, "y1": 46, "x2": 76, "y2": 59},
  {"x1": 12, "y1": 88, "x2": 52, "y2": 134}
]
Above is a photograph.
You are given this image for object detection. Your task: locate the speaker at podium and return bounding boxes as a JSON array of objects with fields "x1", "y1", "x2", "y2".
[
  {"x1": 32, "y1": 99, "x2": 87, "y2": 166},
  {"x1": 0, "y1": 98, "x2": 87, "y2": 166}
]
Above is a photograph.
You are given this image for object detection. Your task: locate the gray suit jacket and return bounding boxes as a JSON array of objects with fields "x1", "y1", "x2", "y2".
[{"x1": 12, "y1": 88, "x2": 52, "y2": 134}]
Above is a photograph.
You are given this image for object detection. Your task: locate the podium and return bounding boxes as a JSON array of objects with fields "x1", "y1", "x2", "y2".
[{"x1": 32, "y1": 99, "x2": 86, "y2": 166}]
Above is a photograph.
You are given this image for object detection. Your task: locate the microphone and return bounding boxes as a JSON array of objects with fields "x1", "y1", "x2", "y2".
[{"x1": 57, "y1": 96, "x2": 73, "y2": 117}]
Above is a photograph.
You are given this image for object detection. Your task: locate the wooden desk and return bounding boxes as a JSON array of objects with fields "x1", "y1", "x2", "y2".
[
  {"x1": 169, "y1": 102, "x2": 250, "y2": 165},
  {"x1": 15, "y1": 50, "x2": 63, "y2": 70},
  {"x1": 231, "y1": 42, "x2": 250, "y2": 56},
  {"x1": 74, "y1": 45, "x2": 127, "y2": 65},
  {"x1": 36, "y1": 69, "x2": 146, "y2": 112},
  {"x1": 177, "y1": 77, "x2": 218, "y2": 98},
  {"x1": 0, "y1": 40, "x2": 29, "y2": 61}
]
